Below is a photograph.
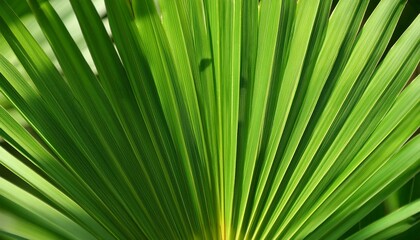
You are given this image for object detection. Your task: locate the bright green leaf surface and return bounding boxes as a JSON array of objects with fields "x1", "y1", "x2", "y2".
[{"x1": 0, "y1": 0, "x2": 419, "y2": 239}]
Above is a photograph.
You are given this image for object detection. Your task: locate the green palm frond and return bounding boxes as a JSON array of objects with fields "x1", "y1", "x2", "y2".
[{"x1": 0, "y1": 0, "x2": 419, "y2": 239}]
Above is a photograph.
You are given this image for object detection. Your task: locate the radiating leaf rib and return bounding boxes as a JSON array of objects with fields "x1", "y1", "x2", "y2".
[
  {"x1": 105, "y1": 0, "x2": 189, "y2": 222},
  {"x1": 0, "y1": 55, "x2": 132, "y2": 239},
  {"x1": 68, "y1": 0, "x2": 134, "y2": 117},
  {"x1": 104, "y1": 1, "x2": 205, "y2": 238},
  {"x1": 0, "y1": 177, "x2": 95, "y2": 240},
  {"x1": 232, "y1": 0, "x2": 284, "y2": 237},
  {"x1": 291, "y1": 76, "x2": 420, "y2": 238},
  {"x1": 238, "y1": 0, "x2": 258, "y2": 136},
  {"x1": 248, "y1": 2, "x2": 368, "y2": 232},
  {"x1": 29, "y1": 1, "x2": 195, "y2": 237},
  {"x1": 346, "y1": 199, "x2": 420, "y2": 240},
  {"x1": 131, "y1": 0, "x2": 212, "y2": 236},
  {"x1": 158, "y1": 0, "x2": 210, "y2": 166},
  {"x1": 67, "y1": 2, "x2": 191, "y2": 238},
  {"x1": 234, "y1": 0, "x2": 259, "y2": 236},
  {"x1": 236, "y1": 0, "x2": 258, "y2": 171},
  {"x1": 261, "y1": 0, "x2": 327, "y2": 179},
  {"x1": 0, "y1": 146, "x2": 113, "y2": 239},
  {"x1": 305, "y1": 132, "x2": 420, "y2": 240},
  {"x1": 0, "y1": 101, "x2": 98, "y2": 207},
  {"x1": 245, "y1": 0, "x2": 324, "y2": 237},
  {"x1": 191, "y1": 0, "x2": 219, "y2": 188},
  {"x1": 187, "y1": 1, "x2": 221, "y2": 232},
  {"x1": 158, "y1": 0, "x2": 219, "y2": 235},
  {"x1": 287, "y1": 75, "x2": 420, "y2": 238},
  {"x1": 0, "y1": 0, "x2": 419, "y2": 239},
  {"x1": 0, "y1": 211, "x2": 65, "y2": 240},
  {"x1": 0, "y1": 3, "x2": 149, "y2": 237},
  {"x1": 26, "y1": 0, "x2": 143, "y2": 206},
  {"x1": 241, "y1": 1, "x2": 297, "y2": 237},
  {"x1": 217, "y1": 1, "x2": 243, "y2": 239},
  {"x1": 255, "y1": 1, "x2": 407, "y2": 238},
  {"x1": 276, "y1": 14, "x2": 420, "y2": 239},
  {"x1": 249, "y1": 0, "x2": 335, "y2": 236},
  {"x1": 200, "y1": 0, "x2": 227, "y2": 236}
]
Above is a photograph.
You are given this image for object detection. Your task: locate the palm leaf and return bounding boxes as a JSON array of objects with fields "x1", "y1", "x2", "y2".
[{"x1": 0, "y1": 0, "x2": 419, "y2": 239}]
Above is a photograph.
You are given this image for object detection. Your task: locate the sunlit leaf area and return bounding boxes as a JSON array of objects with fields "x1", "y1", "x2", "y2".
[{"x1": 0, "y1": 0, "x2": 419, "y2": 239}]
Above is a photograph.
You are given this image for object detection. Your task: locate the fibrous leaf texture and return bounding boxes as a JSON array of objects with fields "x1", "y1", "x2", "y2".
[{"x1": 0, "y1": 0, "x2": 419, "y2": 239}]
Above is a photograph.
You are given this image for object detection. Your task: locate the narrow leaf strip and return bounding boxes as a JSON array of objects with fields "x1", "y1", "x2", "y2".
[
  {"x1": 277, "y1": 13, "x2": 420, "y2": 239},
  {"x1": 0, "y1": 146, "x2": 112, "y2": 239},
  {"x1": 0, "y1": 177, "x2": 95, "y2": 240},
  {"x1": 346, "y1": 199, "x2": 420, "y2": 240}
]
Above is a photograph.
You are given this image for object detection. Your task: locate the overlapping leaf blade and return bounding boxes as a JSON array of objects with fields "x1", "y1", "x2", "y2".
[{"x1": 0, "y1": 0, "x2": 419, "y2": 239}]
